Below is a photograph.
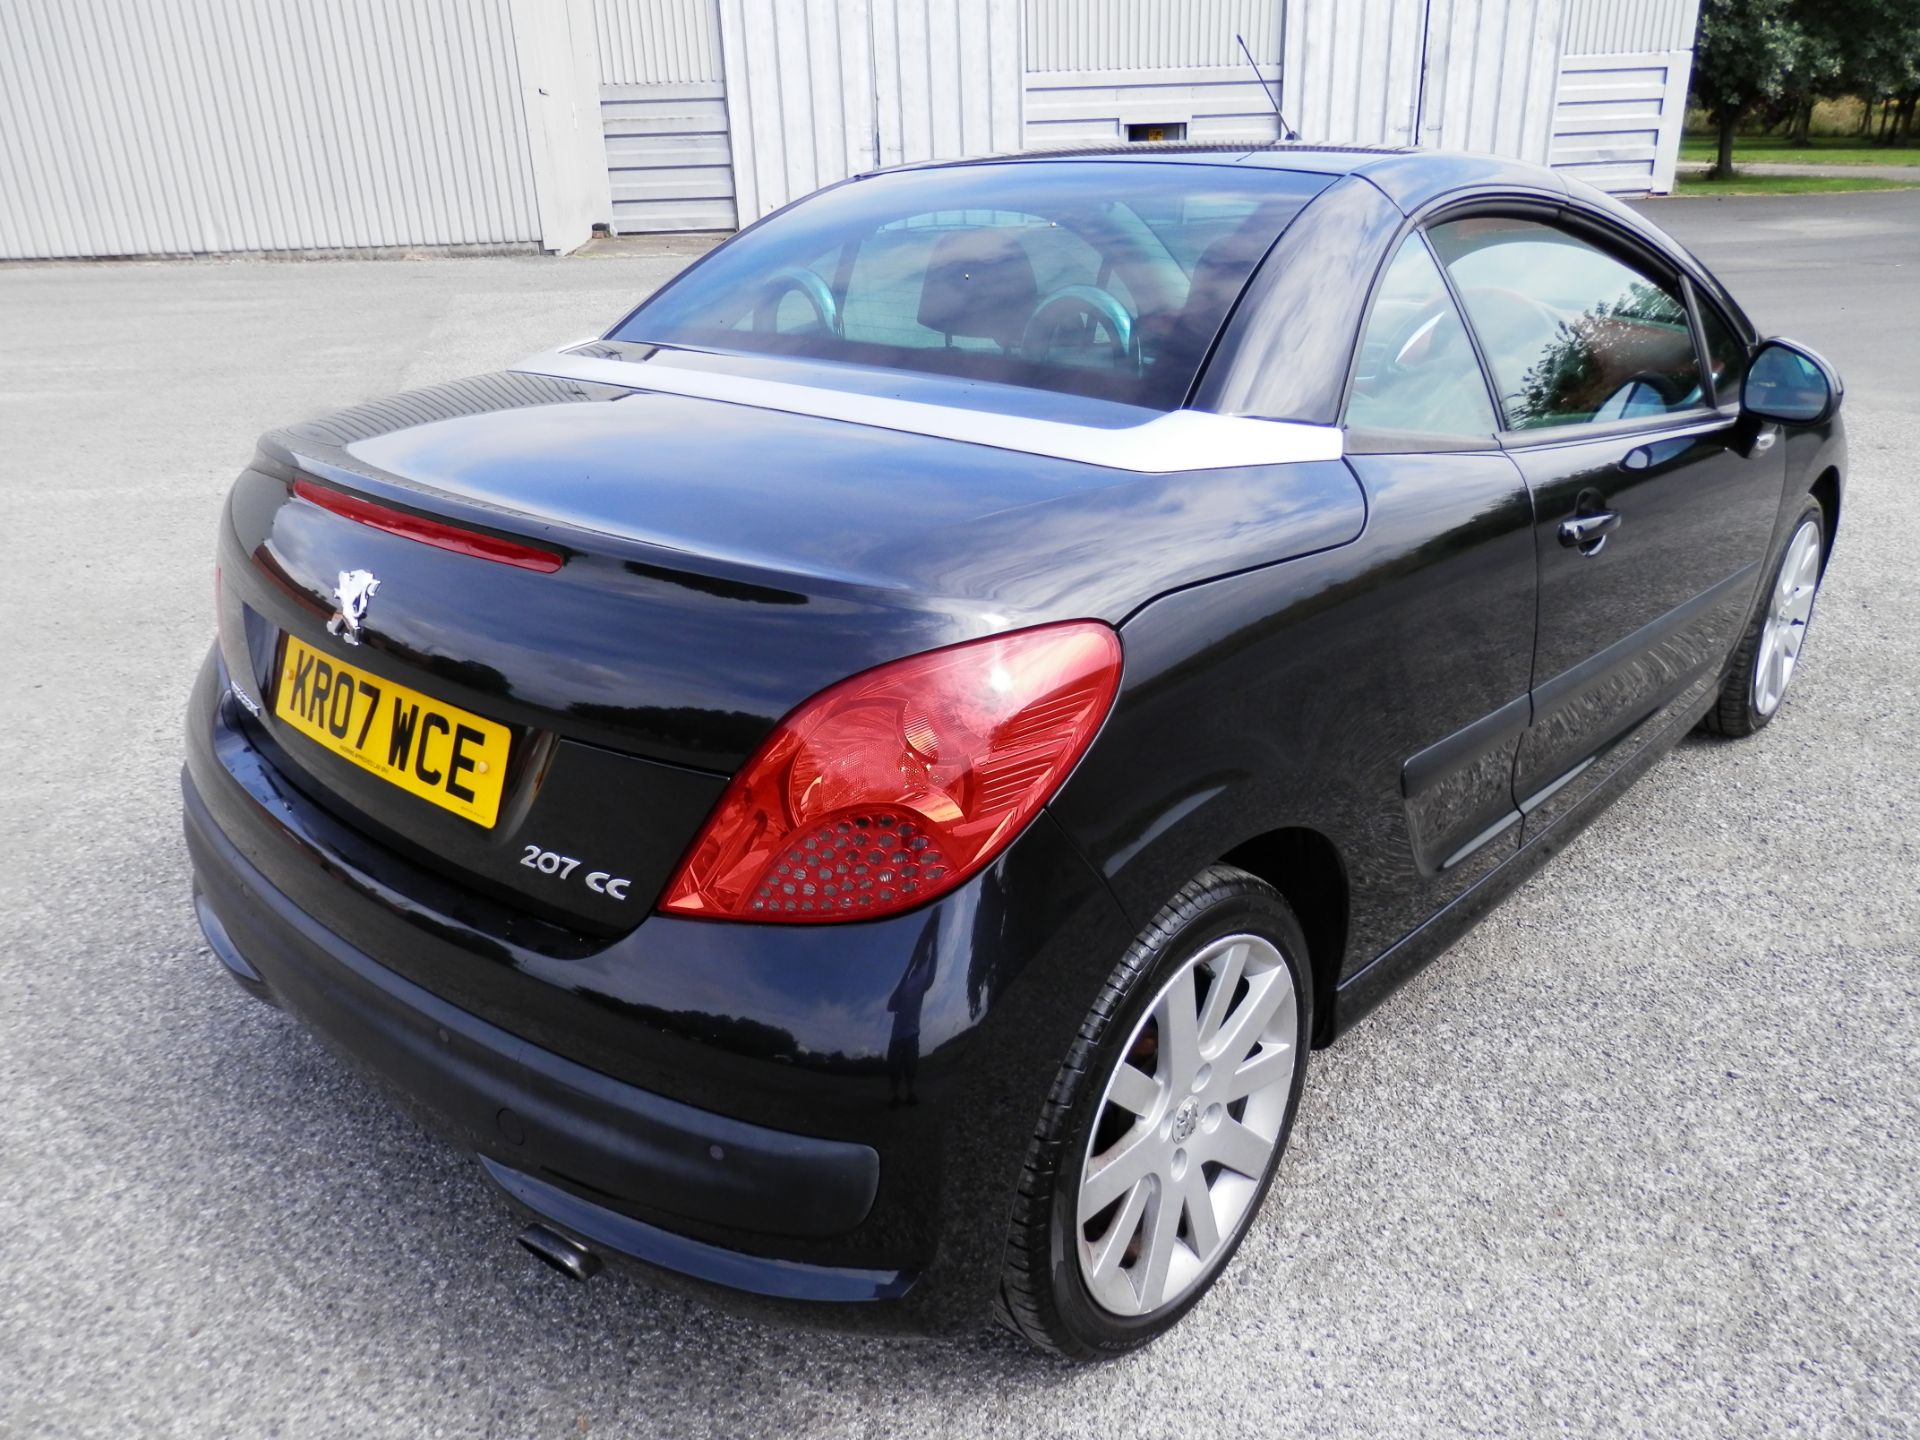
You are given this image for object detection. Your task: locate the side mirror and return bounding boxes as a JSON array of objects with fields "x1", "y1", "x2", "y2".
[{"x1": 1742, "y1": 339, "x2": 1840, "y2": 425}]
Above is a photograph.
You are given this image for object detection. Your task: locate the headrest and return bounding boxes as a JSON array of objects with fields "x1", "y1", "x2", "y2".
[
  {"x1": 1151, "y1": 226, "x2": 1276, "y2": 374},
  {"x1": 916, "y1": 229, "x2": 1039, "y2": 349},
  {"x1": 1186, "y1": 228, "x2": 1272, "y2": 310}
]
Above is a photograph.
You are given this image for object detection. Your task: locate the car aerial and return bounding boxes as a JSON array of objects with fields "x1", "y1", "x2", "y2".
[{"x1": 183, "y1": 143, "x2": 1844, "y2": 1360}]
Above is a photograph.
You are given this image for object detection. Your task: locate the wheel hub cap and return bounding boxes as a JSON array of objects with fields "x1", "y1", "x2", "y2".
[
  {"x1": 1171, "y1": 1098, "x2": 1200, "y2": 1144},
  {"x1": 1074, "y1": 932, "x2": 1300, "y2": 1318}
]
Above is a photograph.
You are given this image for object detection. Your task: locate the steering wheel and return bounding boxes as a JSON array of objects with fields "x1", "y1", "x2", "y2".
[
  {"x1": 1459, "y1": 286, "x2": 1565, "y2": 356},
  {"x1": 1594, "y1": 369, "x2": 1686, "y2": 421},
  {"x1": 1377, "y1": 298, "x2": 1454, "y2": 374},
  {"x1": 1019, "y1": 285, "x2": 1137, "y2": 371},
  {"x1": 1350, "y1": 298, "x2": 1473, "y2": 432},
  {"x1": 753, "y1": 266, "x2": 840, "y2": 336}
]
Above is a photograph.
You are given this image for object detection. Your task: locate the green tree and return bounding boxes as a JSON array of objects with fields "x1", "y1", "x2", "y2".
[
  {"x1": 1512, "y1": 284, "x2": 1691, "y2": 429},
  {"x1": 1780, "y1": 2, "x2": 1844, "y2": 146},
  {"x1": 1692, "y1": 0, "x2": 1802, "y2": 174},
  {"x1": 1775, "y1": 0, "x2": 1920, "y2": 147},
  {"x1": 1841, "y1": 0, "x2": 1920, "y2": 145}
]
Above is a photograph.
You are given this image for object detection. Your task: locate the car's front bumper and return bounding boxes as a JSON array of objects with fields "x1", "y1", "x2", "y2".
[{"x1": 182, "y1": 649, "x2": 1134, "y2": 1333}]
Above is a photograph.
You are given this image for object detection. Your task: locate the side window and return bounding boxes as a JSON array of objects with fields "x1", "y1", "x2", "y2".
[
  {"x1": 1346, "y1": 234, "x2": 1498, "y2": 440},
  {"x1": 1428, "y1": 217, "x2": 1707, "y2": 431},
  {"x1": 1694, "y1": 295, "x2": 1748, "y2": 406}
]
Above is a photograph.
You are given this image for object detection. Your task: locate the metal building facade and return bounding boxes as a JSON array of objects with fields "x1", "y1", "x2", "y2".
[
  {"x1": 599, "y1": 0, "x2": 1702, "y2": 230},
  {"x1": 1563, "y1": 0, "x2": 1699, "y2": 52},
  {"x1": 715, "y1": 0, "x2": 1022, "y2": 221},
  {"x1": 594, "y1": 0, "x2": 737, "y2": 232},
  {"x1": 1022, "y1": 0, "x2": 1287, "y2": 152},
  {"x1": 590, "y1": 0, "x2": 1022, "y2": 233},
  {"x1": 1551, "y1": 0, "x2": 1701, "y2": 194},
  {"x1": 1014, "y1": 0, "x2": 1696, "y2": 195},
  {"x1": 1, "y1": 0, "x2": 1703, "y2": 256},
  {"x1": 1281, "y1": 0, "x2": 1569, "y2": 161},
  {"x1": 0, "y1": 0, "x2": 606, "y2": 259}
]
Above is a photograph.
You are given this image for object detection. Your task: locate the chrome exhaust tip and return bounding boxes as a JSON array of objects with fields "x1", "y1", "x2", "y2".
[{"x1": 516, "y1": 1223, "x2": 603, "y2": 1282}]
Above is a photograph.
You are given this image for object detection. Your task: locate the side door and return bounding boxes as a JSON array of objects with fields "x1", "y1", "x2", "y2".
[
  {"x1": 1428, "y1": 213, "x2": 1784, "y2": 834},
  {"x1": 1342, "y1": 231, "x2": 1538, "y2": 886}
]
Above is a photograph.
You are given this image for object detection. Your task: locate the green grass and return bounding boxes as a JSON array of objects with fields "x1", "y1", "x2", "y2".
[
  {"x1": 1679, "y1": 133, "x2": 1920, "y2": 167},
  {"x1": 1672, "y1": 171, "x2": 1920, "y2": 195}
]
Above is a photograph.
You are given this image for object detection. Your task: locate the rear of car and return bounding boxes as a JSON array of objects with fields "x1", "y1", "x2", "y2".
[{"x1": 182, "y1": 156, "x2": 1340, "y2": 1328}]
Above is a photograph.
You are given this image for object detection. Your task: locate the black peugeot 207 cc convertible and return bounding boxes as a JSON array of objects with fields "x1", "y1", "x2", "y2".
[{"x1": 184, "y1": 145, "x2": 1844, "y2": 1359}]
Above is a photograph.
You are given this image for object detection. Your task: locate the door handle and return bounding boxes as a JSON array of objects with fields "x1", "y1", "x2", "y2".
[{"x1": 1558, "y1": 510, "x2": 1620, "y2": 555}]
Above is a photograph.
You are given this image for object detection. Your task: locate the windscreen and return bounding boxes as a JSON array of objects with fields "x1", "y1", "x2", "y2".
[{"x1": 609, "y1": 161, "x2": 1330, "y2": 411}]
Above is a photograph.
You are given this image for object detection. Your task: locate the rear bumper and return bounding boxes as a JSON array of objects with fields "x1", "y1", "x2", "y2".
[
  {"x1": 182, "y1": 649, "x2": 1133, "y2": 1332},
  {"x1": 187, "y1": 780, "x2": 901, "y2": 1298}
]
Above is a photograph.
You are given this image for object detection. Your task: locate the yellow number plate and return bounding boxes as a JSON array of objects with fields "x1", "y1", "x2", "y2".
[{"x1": 273, "y1": 635, "x2": 511, "y2": 827}]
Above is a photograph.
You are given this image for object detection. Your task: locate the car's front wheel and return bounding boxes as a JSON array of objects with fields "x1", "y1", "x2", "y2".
[
  {"x1": 1704, "y1": 497, "x2": 1826, "y2": 737},
  {"x1": 997, "y1": 866, "x2": 1312, "y2": 1360}
]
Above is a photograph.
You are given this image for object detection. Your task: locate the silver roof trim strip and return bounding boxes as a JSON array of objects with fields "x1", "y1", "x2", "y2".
[{"x1": 510, "y1": 348, "x2": 1344, "y2": 472}]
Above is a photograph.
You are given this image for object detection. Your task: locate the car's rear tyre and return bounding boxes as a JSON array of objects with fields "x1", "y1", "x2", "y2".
[
  {"x1": 1703, "y1": 498, "x2": 1825, "y2": 738},
  {"x1": 996, "y1": 865, "x2": 1312, "y2": 1360}
]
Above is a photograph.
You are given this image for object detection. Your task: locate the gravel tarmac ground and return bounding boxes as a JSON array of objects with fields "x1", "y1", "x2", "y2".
[{"x1": 2, "y1": 192, "x2": 1916, "y2": 1439}]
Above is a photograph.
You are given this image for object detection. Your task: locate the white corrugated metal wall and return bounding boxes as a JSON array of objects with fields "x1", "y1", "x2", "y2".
[
  {"x1": 716, "y1": 0, "x2": 880, "y2": 224},
  {"x1": 871, "y1": 0, "x2": 1025, "y2": 168},
  {"x1": 589, "y1": 0, "x2": 1700, "y2": 234},
  {"x1": 517, "y1": 0, "x2": 614, "y2": 251},
  {"x1": 1282, "y1": 0, "x2": 1432, "y2": 146},
  {"x1": 594, "y1": 0, "x2": 737, "y2": 231},
  {"x1": 2, "y1": 0, "x2": 1702, "y2": 254},
  {"x1": 0, "y1": 0, "x2": 547, "y2": 258},
  {"x1": 0, "y1": 0, "x2": 612, "y2": 259},
  {"x1": 1282, "y1": 0, "x2": 1568, "y2": 161},
  {"x1": 1419, "y1": 0, "x2": 1568, "y2": 157},
  {"x1": 594, "y1": 0, "x2": 723, "y2": 77},
  {"x1": 1551, "y1": 50, "x2": 1694, "y2": 194},
  {"x1": 1552, "y1": 0, "x2": 1700, "y2": 194},
  {"x1": 1022, "y1": 0, "x2": 1288, "y2": 150},
  {"x1": 716, "y1": 0, "x2": 1022, "y2": 224},
  {"x1": 586, "y1": 0, "x2": 1699, "y2": 226},
  {"x1": 1024, "y1": 0, "x2": 1282, "y2": 70},
  {"x1": 1563, "y1": 0, "x2": 1698, "y2": 53}
]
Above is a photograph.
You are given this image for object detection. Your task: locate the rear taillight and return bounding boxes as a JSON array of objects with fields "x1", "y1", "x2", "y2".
[
  {"x1": 659, "y1": 622, "x2": 1122, "y2": 923},
  {"x1": 293, "y1": 478, "x2": 563, "y2": 572}
]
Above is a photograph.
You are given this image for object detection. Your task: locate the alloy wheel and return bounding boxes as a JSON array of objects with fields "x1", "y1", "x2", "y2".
[
  {"x1": 1074, "y1": 933, "x2": 1299, "y2": 1317},
  {"x1": 1753, "y1": 518, "x2": 1821, "y2": 717}
]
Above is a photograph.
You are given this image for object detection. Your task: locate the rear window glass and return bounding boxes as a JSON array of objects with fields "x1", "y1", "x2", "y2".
[{"x1": 609, "y1": 162, "x2": 1330, "y2": 410}]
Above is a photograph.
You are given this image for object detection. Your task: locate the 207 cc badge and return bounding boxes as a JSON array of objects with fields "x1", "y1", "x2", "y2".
[{"x1": 327, "y1": 569, "x2": 380, "y2": 645}]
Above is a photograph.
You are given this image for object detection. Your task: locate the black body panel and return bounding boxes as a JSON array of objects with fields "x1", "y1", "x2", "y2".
[
  {"x1": 224, "y1": 370, "x2": 1362, "y2": 923},
  {"x1": 1508, "y1": 413, "x2": 1782, "y2": 830},
  {"x1": 1049, "y1": 445, "x2": 1541, "y2": 980},
  {"x1": 245, "y1": 370, "x2": 1367, "y2": 757}
]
